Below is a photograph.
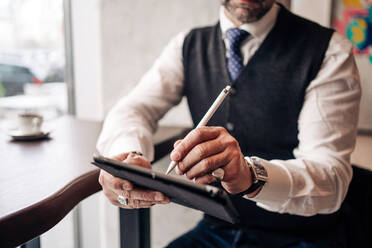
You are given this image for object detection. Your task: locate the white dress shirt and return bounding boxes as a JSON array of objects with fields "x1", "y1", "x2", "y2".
[{"x1": 97, "y1": 4, "x2": 361, "y2": 216}]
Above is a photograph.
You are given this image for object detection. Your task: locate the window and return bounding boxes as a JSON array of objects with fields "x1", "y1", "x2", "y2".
[{"x1": 0, "y1": 0, "x2": 67, "y2": 129}]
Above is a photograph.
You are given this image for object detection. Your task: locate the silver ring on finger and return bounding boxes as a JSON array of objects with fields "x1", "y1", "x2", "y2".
[
  {"x1": 211, "y1": 168, "x2": 225, "y2": 181},
  {"x1": 117, "y1": 195, "x2": 128, "y2": 205}
]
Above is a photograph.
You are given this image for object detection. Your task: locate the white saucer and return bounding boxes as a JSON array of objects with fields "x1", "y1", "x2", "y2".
[{"x1": 8, "y1": 129, "x2": 51, "y2": 141}]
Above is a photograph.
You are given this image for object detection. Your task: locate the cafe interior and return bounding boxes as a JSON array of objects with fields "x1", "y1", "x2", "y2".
[{"x1": 0, "y1": 0, "x2": 371, "y2": 248}]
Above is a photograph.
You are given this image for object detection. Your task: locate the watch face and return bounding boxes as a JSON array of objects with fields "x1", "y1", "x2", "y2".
[
  {"x1": 256, "y1": 166, "x2": 267, "y2": 176},
  {"x1": 252, "y1": 158, "x2": 268, "y2": 181}
]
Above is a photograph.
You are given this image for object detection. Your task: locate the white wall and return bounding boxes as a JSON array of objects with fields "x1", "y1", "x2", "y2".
[
  {"x1": 100, "y1": 0, "x2": 221, "y2": 127},
  {"x1": 355, "y1": 50, "x2": 372, "y2": 130},
  {"x1": 71, "y1": 0, "x2": 104, "y2": 121},
  {"x1": 291, "y1": 0, "x2": 332, "y2": 27},
  {"x1": 73, "y1": 0, "x2": 220, "y2": 125}
]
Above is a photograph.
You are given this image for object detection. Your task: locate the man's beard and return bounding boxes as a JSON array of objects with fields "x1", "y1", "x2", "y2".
[{"x1": 222, "y1": 0, "x2": 271, "y2": 23}]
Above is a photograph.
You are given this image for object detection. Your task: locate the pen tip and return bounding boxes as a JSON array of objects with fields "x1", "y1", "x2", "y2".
[{"x1": 165, "y1": 167, "x2": 171, "y2": 175}]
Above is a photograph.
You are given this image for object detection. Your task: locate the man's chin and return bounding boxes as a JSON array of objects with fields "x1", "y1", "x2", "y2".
[{"x1": 234, "y1": 8, "x2": 259, "y2": 23}]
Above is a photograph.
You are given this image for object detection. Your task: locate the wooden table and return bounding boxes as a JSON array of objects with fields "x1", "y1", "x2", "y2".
[
  {"x1": 0, "y1": 116, "x2": 101, "y2": 247},
  {"x1": 0, "y1": 115, "x2": 187, "y2": 248}
]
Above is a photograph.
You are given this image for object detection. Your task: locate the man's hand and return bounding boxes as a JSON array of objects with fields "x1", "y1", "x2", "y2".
[
  {"x1": 171, "y1": 126, "x2": 252, "y2": 194},
  {"x1": 99, "y1": 152, "x2": 170, "y2": 209}
]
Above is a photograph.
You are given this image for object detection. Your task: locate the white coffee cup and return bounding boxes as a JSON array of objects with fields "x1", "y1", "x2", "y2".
[{"x1": 18, "y1": 113, "x2": 43, "y2": 135}]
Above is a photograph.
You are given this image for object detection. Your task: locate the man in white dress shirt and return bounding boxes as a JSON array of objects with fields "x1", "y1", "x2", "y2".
[{"x1": 97, "y1": 0, "x2": 361, "y2": 247}]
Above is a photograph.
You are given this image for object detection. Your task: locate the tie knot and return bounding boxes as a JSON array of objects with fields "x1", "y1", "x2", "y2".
[{"x1": 226, "y1": 28, "x2": 249, "y2": 46}]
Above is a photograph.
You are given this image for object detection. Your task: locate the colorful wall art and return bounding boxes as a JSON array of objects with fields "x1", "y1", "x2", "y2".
[
  {"x1": 333, "y1": 0, "x2": 372, "y2": 64},
  {"x1": 333, "y1": 0, "x2": 372, "y2": 131}
]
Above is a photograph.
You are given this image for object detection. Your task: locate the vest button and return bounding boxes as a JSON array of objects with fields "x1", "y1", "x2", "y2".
[{"x1": 226, "y1": 122, "x2": 234, "y2": 131}]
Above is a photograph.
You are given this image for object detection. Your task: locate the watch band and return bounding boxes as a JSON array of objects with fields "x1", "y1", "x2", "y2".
[
  {"x1": 235, "y1": 157, "x2": 267, "y2": 197},
  {"x1": 236, "y1": 180, "x2": 265, "y2": 196}
]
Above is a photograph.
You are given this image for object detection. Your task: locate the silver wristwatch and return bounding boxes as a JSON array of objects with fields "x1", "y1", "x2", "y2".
[{"x1": 236, "y1": 157, "x2": 268, "y2": 196}]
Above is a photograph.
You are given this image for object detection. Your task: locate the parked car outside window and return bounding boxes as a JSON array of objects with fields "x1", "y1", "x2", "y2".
[{"x1": 0, "y1": 63, "x2": 43, "y2": 97}]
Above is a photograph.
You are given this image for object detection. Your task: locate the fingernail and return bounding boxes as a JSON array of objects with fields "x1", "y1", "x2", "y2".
[
  {"x1": 155, "y1": 192, "x2": 164, "y2": 201},
  {"x1": 122, "y1": 182, "x2": 129, "y2": 190},
  {"x1": 171, "y1": 151, "x2": 180, "y2": 161}
]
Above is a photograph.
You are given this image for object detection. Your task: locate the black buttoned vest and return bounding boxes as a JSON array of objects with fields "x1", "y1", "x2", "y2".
[{"x1": 182, "y1": 4, "x2": 345, "y2": 239}]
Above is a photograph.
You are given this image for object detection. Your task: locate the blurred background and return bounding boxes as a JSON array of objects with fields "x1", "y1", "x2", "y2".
[
  {"x1": 0, "y1": 0, "x2": 67, "y2": 131},
  {"x1": 1, "y1": 0, "x2": 370, "y2": 248}
]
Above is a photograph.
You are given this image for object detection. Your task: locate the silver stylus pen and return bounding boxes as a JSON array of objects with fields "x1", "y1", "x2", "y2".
[{"x1": 165, "y1": 85, "x2": 232, "y2": 175}]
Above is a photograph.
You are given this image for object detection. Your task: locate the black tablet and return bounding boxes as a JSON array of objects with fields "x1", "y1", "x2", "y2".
[{"x1": 92, "y1": 155, "x2": 240, "y2": 224}]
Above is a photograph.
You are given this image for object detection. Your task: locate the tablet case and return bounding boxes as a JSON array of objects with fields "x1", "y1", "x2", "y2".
[{"x1": 92, "y1": 155, "x2": 240, "y2": 224}]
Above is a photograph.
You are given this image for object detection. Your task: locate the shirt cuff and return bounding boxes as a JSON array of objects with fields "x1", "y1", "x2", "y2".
[
  {"x1": 98, "y1": 132, "x2": 154, "y2": 161},
  {"x1": 244, "y1": 157, "x2": 291, "y2": 213},
  {"x1": 103, "y1": 136, "x2": 145, "y2": 158}
]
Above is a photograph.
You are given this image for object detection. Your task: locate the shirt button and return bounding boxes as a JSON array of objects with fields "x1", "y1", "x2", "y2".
[{"x1": 226, "y1": 122, "x2": 234, "y2": 131}]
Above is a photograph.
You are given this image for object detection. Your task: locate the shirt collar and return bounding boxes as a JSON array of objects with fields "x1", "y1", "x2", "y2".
[{"x1": 220, "y1": 3, "x2": 280, "y2": 41}]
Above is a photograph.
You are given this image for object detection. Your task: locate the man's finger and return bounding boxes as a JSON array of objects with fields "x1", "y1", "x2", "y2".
[
  {"x1": 121, "y1": 180, "x2": 134, "y2": 190},
  {"x1": 194, "y1": 174, "x2": 216, "y2": 185},
  {"x1": 177, "y1": 138, "x2": 225, "y2": 174},
  {"x1": 117, "y1": 188, "x2": 170, "y2": 202},
  {"x1": 124, "y1": 153, "x2": 151, "y2": 169},
  {"x1": 104, "y1": 188, "x2": 169, "y2": 209},
  {"x1": 175, "y1": 165, "x2": 183, "y2": 175},
  {"x1": 170, "y1": 127, "x2": 220, "y2": 162},
  {"x1": 117, "y1": 198, "x2": 168, "y2": 209},
  {"x1": 101, "y1": 169, "x2": 133, "y2": 191},
  {"x1": 112, "y1": 153, "x2": 130, "y2": 162},
  {"x1": 185, "y1": 151, "x2": 229, "y2": 180},
  {"x1": 173, "y1": 139, "x2": 183, "y2": 148},
  {"x1": 122, "y1": 199, "x2": 154, "y2": 209}
]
